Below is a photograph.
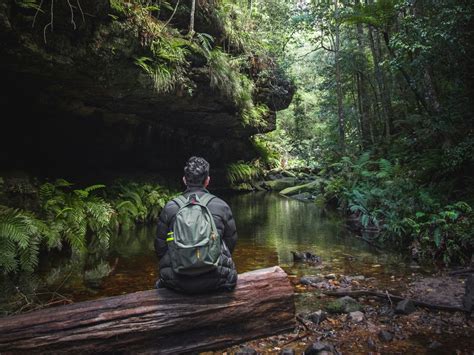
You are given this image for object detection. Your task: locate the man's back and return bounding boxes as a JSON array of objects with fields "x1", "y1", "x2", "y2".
[{"x1": 155, "y1": 185, "x2": 238, "y2": 293}]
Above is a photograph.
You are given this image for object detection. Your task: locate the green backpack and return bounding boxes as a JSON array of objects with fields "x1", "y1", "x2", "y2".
[{"x1": 167, "y1": 193, "x2": 221, "y2": 275}]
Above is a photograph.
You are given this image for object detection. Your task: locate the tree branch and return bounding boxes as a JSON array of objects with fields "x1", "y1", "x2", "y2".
[{"x1": 323, "y1": 289, "x2": 467, "y2": 313}]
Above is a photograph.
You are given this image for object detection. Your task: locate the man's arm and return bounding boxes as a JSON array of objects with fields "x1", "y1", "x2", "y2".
[
  {"x1": 154, "y1": 201, "x2": 174, "y2": 258},
  {"x1": 222, "y1": 204, "x2": 238, "y2": 254}
]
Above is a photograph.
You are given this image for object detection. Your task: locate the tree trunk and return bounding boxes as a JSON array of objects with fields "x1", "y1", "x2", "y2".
[
  {"x1": 334, "y1": 0, "x2": 345, "y2": 151},
  {"x1": 188, "y1": 0, "x2": 196, "y2": 37},
  {"x1": 353, "y1": 4, "x2": 373, "y2": 148},
  {"x1": 368, "y1": 25, "x2": 393, "y2": 143},
  {"x1": 0, "y1": 266, "x2": 295, "y2": 354}
]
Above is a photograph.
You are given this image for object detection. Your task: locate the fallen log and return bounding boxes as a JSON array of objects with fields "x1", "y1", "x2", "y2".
[
  {"x1": 0, "y1": 266, "x2": 295, "y2": 354},
  {"x1": 323, "y1": 290, "x2": 467, "y2": 312},
  {"x1": 449, "y1": 268, "x2": 474, "y2": 276}
]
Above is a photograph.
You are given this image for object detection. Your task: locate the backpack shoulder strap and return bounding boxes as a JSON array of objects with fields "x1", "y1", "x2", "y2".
[
  {"x1": 172, "y1": 195, "x2": 188, "y2": 209},
  {"x1": 199, "y1": 192, "x2": 216, "y2": 207}
]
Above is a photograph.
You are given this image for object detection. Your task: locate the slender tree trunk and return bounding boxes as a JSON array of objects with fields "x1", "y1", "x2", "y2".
[
  {"x1": 379, "y1": 31, "x2": 429, "y2": 114},
  {"x1": 412, "y1": 0, "x2": 441, "y2": 114},
  {"x1": 423, "y1": 68, "x2": 441, "y2": 114},
  {"x1": 376, "y1": 32, "x2": 394, "y2": 139},
  {"x1": 188, "y1": 0, "x2": 196, "y2": 37},
  {"x1": 334, "y1": 0, "x2": 345, "y2": 151},
  {"x1": 368, "y1": 25, "x2": 393, "y2": 143},
  {"x1": 353, "y1": 2, "x2": 373, "y2": 148}
]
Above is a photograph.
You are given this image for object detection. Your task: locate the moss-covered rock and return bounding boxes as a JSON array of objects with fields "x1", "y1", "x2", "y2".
[
  {"x1": 326, "y1": 296, "x2": 362, "y2": 314},
  {"x1": 263, "y1": 178, "x2": 297, "y2": 191},
  {"x1": 279, "y1": 180, "x2": 320, "y2": 196}
]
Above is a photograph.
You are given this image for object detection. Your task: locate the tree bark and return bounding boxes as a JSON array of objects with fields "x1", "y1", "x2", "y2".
[
  {"x1": 354, "y1": 0, "x2": 373, "y2": 148},
  {"x1": 334, "y1": 0, "x2": 345, "y2": 151},
  {"x1": 367, "y1": 25, "x2": 394, "y2": 142},
  {"x1": 0, "y1": 266, "x2": 295, "y2": 354},
  {"x1": 188, "y1": 0, "x2": 196, "y2": 37}
]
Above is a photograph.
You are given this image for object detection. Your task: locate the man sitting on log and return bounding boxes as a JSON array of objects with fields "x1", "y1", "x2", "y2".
[{"x1": 154, "y1": 156, "x2": 238, "y2": 293}]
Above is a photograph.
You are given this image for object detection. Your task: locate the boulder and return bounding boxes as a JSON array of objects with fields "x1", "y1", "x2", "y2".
[
  {"x1": 292, "y1": 252, "x2": 322, "y2": 265},
  {"x1": 326, "y1": 296, "x2": 362, "y2": 314},
  {"x1": 264, "y1": 178, "x2": 298, "y2": 191},
  {"x1": 279, "y1": 180, "x2": 319, "y2": 196}
]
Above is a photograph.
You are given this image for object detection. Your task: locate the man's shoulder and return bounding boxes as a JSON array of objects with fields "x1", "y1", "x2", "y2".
[
  {"x1": 207, "y1": 194, "x2": 231, "y2": 211},
  {"x1": 163, "y1": 198, "x2": 180, "y2": 214}
]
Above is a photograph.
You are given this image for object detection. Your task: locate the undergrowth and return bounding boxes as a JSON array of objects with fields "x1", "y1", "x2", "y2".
[{"x1": 0, "y1": 177, "x2": 175, "y2": 274}]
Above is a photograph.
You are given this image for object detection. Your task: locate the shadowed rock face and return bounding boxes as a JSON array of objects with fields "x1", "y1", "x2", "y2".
[{"x1": 0, "y1": 0, "x2": 294, "y2": 176}]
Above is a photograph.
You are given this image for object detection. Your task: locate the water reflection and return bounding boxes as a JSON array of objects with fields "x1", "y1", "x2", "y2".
[{"x1": 6, "y1": 192, "x2": 413, "y2": 305}]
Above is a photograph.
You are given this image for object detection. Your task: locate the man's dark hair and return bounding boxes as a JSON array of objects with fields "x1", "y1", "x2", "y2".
[{"x1": 184, "y1": 156, "x2": 210, "y2": 186}]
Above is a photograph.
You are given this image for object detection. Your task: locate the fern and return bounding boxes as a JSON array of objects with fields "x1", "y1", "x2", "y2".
[
  {"x1": 0, "y1": 207, "x2": 44, "y2": 273},
  {"x1": 226, "y1": 161, "x2": 261, "y2": 185}
]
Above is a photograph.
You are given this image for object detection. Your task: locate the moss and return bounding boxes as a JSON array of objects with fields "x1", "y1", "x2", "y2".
[
  {"x1": 326, "y1": 296, "x2": 362, "y2": 314},
  {"x1": 263, "y1": 178, "x2": 297, "y2": 191},
  {"x1": 279, "y1": 180, "x2": 321, "y2": 196}
]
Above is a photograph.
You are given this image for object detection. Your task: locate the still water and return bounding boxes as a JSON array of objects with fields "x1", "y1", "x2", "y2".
[{"x1": 46, "y1": 192, "x2": 412, "y2": 302}]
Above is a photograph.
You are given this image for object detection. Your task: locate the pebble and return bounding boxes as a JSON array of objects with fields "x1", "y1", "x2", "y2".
[
  {"x1": 304, "y1": 342, "x2": 335, "y2": 355},
  {"x1": 300, "y1": 276, "x2": 324, "y2": 285},
  {"x1": 349, "y1": 311, "x2": 364, "y2": 323},
  {"x1": 428, "y1": 340, "x2": 442, "y2": 349},
  {"x1": 367, "y1": 337, "x2": 376, "y2": 350},
  {"x1": 378, "y1": 330, "x2": 393, "y2": 342},
  {"x1": 235, "y1": 347, "x2": 257, "y2": 355},
  {"x1": 308, "y1": 310, "x2": 327, "y2": 325},
  {"x1": 395, "y1": 299, "x2": 416, "y2": 315},
  {"x1": 325, "y1": 273, "x2": 336, "y2": 280}
]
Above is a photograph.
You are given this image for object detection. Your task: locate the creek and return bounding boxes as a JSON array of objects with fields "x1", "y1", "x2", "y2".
[{"x1": 37, "y1": 192, "x2": 414, "y2": 303}]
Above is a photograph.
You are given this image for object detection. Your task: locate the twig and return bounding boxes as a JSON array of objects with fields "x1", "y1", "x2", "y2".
[
  {"x1": 296, "y1": 314, "x2": 311, "y2": 331},
  {"x1": 323, "y1": 289, "x2": 467, "y2": 313},
  {"x1": 54, "y1": 270, "x2": 73, "y2": 294},
  {"x1": 32, "y1": 0, "x2": 44, "y2": 28},
  {"x1": 385, "y1": 290, "x2": 393, "y2": 307},
  {"x1": 449, "y1": 268, "x2": 474, "y2": 276},
  {"x1": 281, "y1": 331, "x2": 311, "y2": 346},
  {"x1": 160, "y1": 0, "x2": 180, "y2": 33},
  {"x1": 50, "y1": 0, "x2": 54, "y2": 32},
  {"x1": 42, "y1": 0, "x2": 53, "y2": 43},
  {"x1": 76, "y1": 0, "x2": 85, "y2": 23},
  {"x1": 66, "y1": 0, "x2": 77, "y2": 29}
]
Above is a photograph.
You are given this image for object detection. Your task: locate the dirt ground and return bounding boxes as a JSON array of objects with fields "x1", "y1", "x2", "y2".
[{"x1": 203, "y1": 271, "x2": 474, "y2": 354}]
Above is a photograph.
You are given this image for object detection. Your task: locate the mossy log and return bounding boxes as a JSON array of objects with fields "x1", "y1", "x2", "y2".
[{"x1": 0, "y1": 266, "x2": 295, "y2": 354}]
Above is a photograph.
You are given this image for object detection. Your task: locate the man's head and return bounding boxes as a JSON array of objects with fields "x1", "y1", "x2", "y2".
[{"x1": 183, "y1": 156, "x2": 210, "y2": 187}]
